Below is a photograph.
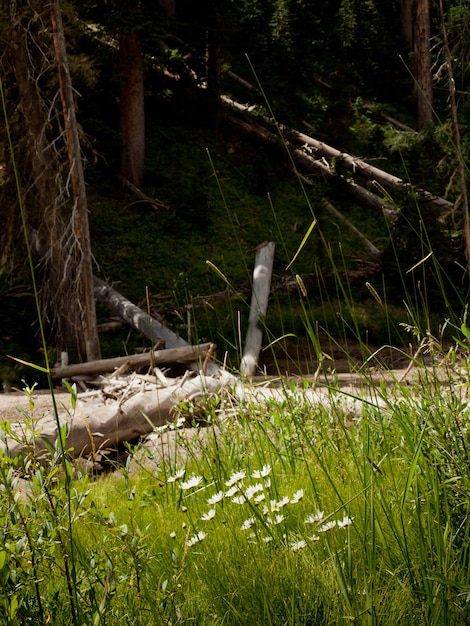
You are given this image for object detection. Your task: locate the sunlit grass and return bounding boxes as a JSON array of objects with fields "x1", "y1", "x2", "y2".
[{"x1": 2, "y1": 368, "x2": 470, "y2": 623}]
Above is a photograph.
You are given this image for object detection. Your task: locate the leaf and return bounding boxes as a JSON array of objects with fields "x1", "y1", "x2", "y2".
[
  {"x1": 7, "y1": 355, "x2": 48, "y2": 374},
  {"x1": 286, "y1": 219, "x2": 317, "y2": 270}
]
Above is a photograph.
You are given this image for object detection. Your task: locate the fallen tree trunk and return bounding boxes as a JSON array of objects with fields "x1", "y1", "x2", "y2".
[
  {"x1": 221, "y1": 92, "x2": 452, "y2": 214},
  {"x1": 226, "y1": 112, "x2": 397, "y2": 216},
  {"x1": 94, "y1": 276, "x2": 188, "y2": 349},
  {"x1": 295, "y1": 122, "x2": 453, "y2": 212},
  {"x1": 93, "y1": 276, "x2": 220, "y2": 375},
  {"x1": 117, "y1": 174, "x2": 169, "y2": 212},
  {"x1": 1, "y1": 375, "x2": 226, "y2": 459},
  {"x1": 322, "y1": 199, "x2": 381, "y2": 255},
  {"x1": 51, "y1": 342, "x2": 214, "y2": 379}
]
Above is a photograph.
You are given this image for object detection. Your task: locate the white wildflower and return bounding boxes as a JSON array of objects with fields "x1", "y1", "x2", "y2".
[
  {"x1": 186, "y1": 531, "x2": 207, "y2": 547},
  {"x1": 337, "y1": 516, "x2": 354, "y2": 528},
  {"x1": 225, "y1": 485, "x2": 239, "y2": 498},
  {"x1": 167, "y1": 468, "x2": 185, "y2": 483},
  {"x1": 170, "y1": 417, "x2": 186, "y2": 430},
  {"x1": 291, "y1": 540, "x2": 307, "y2": 552},
  {"x1": 232, "y1": 495, "x2": 246, "y2": 505},
  {"x1": 181, "y1": 475, "x2": 203, "y2": 490},
  {"x1": 304, "y1": 511, "x2": 324, "y2": 524},
  {"x1": 273, "y1": 514, "x2": 285, "y2": 525},
  {"x1": 308, "y1": 535, "x2": 320, "y2": 542},
  {"x1": 207, "y1": 490, "x2": 224, "y2": 505},
  {"x1": 225, "y1": 470, "x2": 246, "y2": 487},
  {"x1": 241, "y1": 517, "x2": 256, "y2": 531},
  {"x1": 254, "y1": 493, "x2": 265, "y2": 504},
  {"x1": 201, "y1": 509, "x2": 216, "y2": 521},
  {"x1": 269, "y1": 496, "x2": 289, "y2": 512},
  {"x1": 319, "y1": 520, "x2": 337, "y2": 532},
  {"x1": 262, "y1": 535, "x2": 273, "y2": 543},
  {"x1": 290, "y1": 489, "x2": 304, "y2": 504},
  {"x1": 169, "y1": 531, "x2": 177, "y2": 539},
  {"x1": 252, "y1": 464, "x2": 272, "y2": 478},
  {"x1": 244, "y1": 483, "x2": 264, "y2": 500}
]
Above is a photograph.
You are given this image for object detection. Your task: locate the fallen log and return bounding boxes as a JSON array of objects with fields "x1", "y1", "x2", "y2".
[
  {"x1": 93, "y1": 276, "x2": 220, "y2": 375},
  {"x1": 116, "y1": 174, "x2": 169, "y2": 212},
  {"x1": 226, "y1": 112, "x2": 397, "y2": 216},
  {"x1": 51, "y1": 343, "x2": 214, "y2": 379},
  {"x1": 322, "y1": 199, "x2": 381, "y2": 255},
  {"x1": 1, "y1": 375, "x2": 226, "y2": 459},
  {"x1": 94, "y1": 276, "x2": 189, "y2": 349},
  {"x1": 221, "y1": 93, "x2": 452, "y2": 215},
  {"x1": 296, "y1": 122, "x2": 453, "y2": 212}
]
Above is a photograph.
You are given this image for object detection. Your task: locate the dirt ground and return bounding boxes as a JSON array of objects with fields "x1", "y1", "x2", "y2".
[{"x1": 0, "y1": 388, "x2": 75, "y2": 422}]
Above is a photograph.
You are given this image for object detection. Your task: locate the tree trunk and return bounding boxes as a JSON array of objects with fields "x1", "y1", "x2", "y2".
[
  {"x1": 8, "y1": 4, "x2": 97, "y2": 359},
  {"x1": 119, "y1": 31, "x2": 145, "y2": 187},
  {"x1": 50, "y1": 0, "x2": 101, "y2": 362},
  {"x1": 240, "y1": 242, "x2": 275, "y2": 377},
  {"x1": 415, "y1": 0, "x2": 433, "y2": 128},
  {"x1": 438, "y1": 0, "x2": 470, "y2": 271}
]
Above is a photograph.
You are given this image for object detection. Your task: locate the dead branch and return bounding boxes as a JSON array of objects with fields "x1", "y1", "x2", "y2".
[
  {"x1": 51, "y1": 343, "x2": 215, "y2": 379},
  {"x1": 116, "y1": 174, "x2": 169, "y2": 212}
]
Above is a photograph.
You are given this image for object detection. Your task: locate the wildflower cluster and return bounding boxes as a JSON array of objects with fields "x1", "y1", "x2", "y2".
[{"x1": 166, "y1": 464, "x2": 354, "y2": 551}]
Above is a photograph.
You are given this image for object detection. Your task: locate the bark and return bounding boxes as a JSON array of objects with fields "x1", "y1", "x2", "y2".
[
  {"x1": 51, "y1": 0, "x2": 101, "y2": 361},
  {"x1": 2, "y1": 375, "x2": 225, "y2": 459},
  {"x1": 240, "y1": 242, "x2": 275, "y2": 377},
  {"x1": 94, "y1": 276, "x2": 189, "y2": 349},
  {"x1": 415, "y1": 0, "x2": 433, "y2": 128},
  {"x1": 51, "y1": 343, "x2": 215, "y2": 379},
  {"x1": 119, "y1": 31, "x2": 145, "y2": 187}
]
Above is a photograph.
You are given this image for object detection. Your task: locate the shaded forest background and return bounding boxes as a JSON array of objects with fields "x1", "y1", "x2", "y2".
[{"x1": 1, "y1": 0, "x2": 470, "y2": 387}]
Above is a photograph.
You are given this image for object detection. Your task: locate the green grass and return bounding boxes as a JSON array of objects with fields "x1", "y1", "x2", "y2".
[{"x1": 2, "y1": 363, "x2": 470, "y2": 624}]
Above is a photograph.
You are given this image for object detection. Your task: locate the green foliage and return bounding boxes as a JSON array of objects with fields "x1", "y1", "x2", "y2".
[{"x1": 4, "y1": 363, "x2": 470, "y2": 623}]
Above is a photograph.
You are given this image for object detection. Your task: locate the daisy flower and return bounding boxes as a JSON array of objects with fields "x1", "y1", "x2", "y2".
[
  {"x1": 319, "y1": 520, "x2": 337, "y2": 532},
  {"x1": 290, "y1": 489, "x2": 304, "y2": 504},
  {"x1": 207, "y1": 490, "x2": 224, "y2": 505},
  {"x1": 186, "y1": 531, "x2": 207, "y2": 547},
  {"x1": 245, "y1": 483, "x2": 264, "y2": 500},
  {"x1": 252, "y1": 465, "x2": 272, "y2": 478},
  {"x1": 291, "y1": 540, "x2": 307, "y2": 552},
  {"x1": 201, "y1": 509, "x2": 216, "y2": 521},
  {"x1": 167, "y1": 468, "x2": 185, "y2": 483},
  {"x1": 232, "y1": 495, "x2": 246, "y2": 505},
  {"x1": 337, "y1": 516, "x2": 354, "y2": 528},
  {"x1": 304, "y1": 511, "x2": 324, "y2": 524},
  {"x1": 225, "y1": 470, "x2": 246, "y2": 487},
  {"x1": 181, "y1": 475, "x2": 203, "y2": 490},
  {"x1": 241, "y1": 517, "x2": 256, "y2": 531}
]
